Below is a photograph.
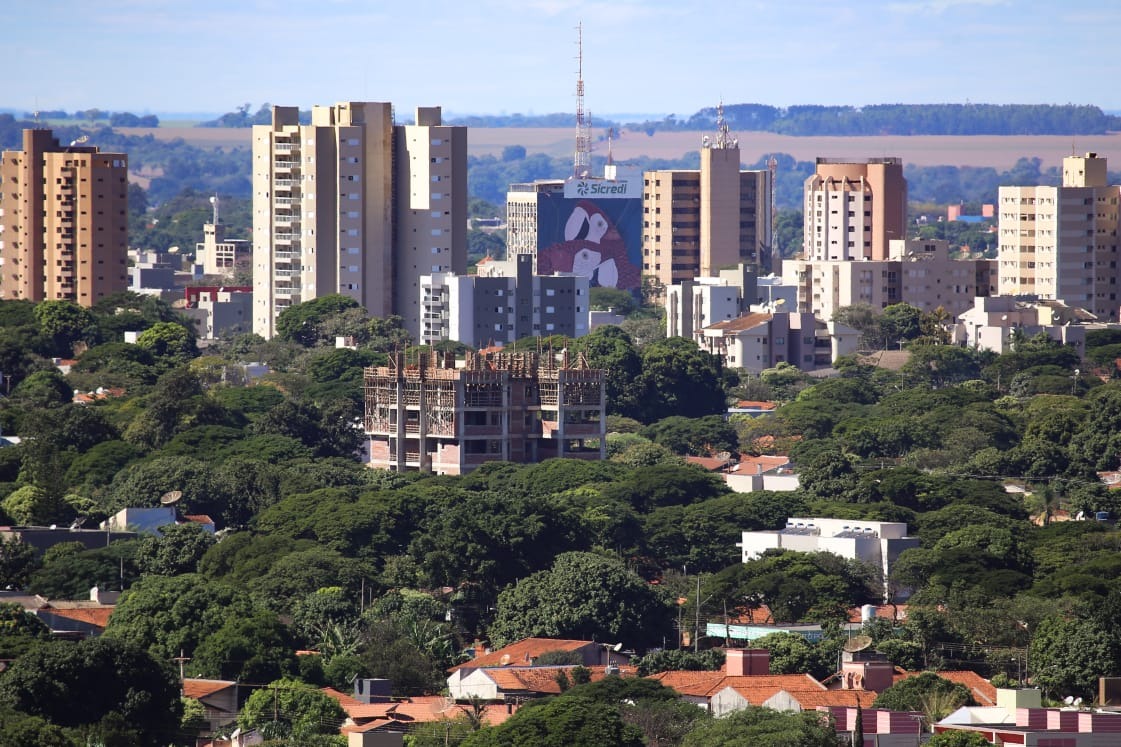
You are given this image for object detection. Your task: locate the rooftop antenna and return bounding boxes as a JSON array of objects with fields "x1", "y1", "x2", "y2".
[
  {"x1": 209, "y1": 194, "x2": 220, "y2": 225},
  {"x1": 573, "y1": 22, "x2": 591, "y2": 178},
  {"x1": 706, "y1": 100, "x2": 736, "y2": 150}
]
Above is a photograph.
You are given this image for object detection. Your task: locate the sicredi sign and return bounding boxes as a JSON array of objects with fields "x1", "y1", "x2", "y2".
[{"x1": 564, "y1": 178, "x2": 641, "y2": 199}]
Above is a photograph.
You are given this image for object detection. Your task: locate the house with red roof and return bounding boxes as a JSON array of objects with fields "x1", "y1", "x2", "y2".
[{"x1": 182, "y1": 678, "x2": 240, "y2": 741}]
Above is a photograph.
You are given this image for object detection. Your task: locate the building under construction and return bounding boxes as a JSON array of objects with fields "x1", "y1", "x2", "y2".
[{"x1": 364, "y1": 350, "x2": 606, "y2": 474}]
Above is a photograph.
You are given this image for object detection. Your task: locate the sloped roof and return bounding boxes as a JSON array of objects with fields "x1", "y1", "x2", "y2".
[
  {"x1": 338, "y1": 695, "x2": 515, "y2": 733},
  {"x1": 43, "y1": 606, "x2": 113, "y2": 629},
  {"x1": 704, "y1": 312, "x2": 773, "y2": 334},
  {"x1": 480, "y1": 665, "x2": 638, "y2": 695},
  {"x1": 652, "y1": 672, "x2": 823, "y2": 699},
  {"x1": 685, "y1": 456, "x2": 734, "y2": 472},
  {"x1": 893, "y1": 670, "x2": 997, "y2": 705},
  {"x1": 450, "y1": 637, "x2": 594, "y2": 672},
  {"x1": 183, "y1": 679, "x2": 238, "y2": 701}
]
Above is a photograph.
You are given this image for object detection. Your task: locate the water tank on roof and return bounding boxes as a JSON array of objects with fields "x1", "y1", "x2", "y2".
[{"x1": 861, "y1": 604, "x2": 876, "y2": 623}]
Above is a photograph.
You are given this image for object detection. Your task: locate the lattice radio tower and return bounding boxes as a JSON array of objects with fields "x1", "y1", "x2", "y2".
[{"x1": 573, "y1": 22, "x2": 591, "y2": 178}]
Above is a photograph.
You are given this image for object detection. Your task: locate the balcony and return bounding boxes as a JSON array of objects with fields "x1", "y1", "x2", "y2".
[
  {"x1": 274, "y1": 160, "x2": 298, "y2": 172},
  {"x1": 274, "y1": 287, "x2": 299, "y2": 296},
  {"x1": 274, "y1": 249, "x2": 300, "y2": 260},
  {"x1": 273, "y1": 142, "x2": 296, "y2": 151},
  {"x1": 273, "y1": 268, "x2": 300, "y2": 277},
  {"x1": 274, "y1": 232, "x2": 298, "y2": 243},
  {"x1": 274, "y1": 179, "x2": 297, "y2": 188}
]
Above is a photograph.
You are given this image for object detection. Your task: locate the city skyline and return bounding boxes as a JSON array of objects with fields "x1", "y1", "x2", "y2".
[{"x1": 8, "y1": 0, "x2": 1121, "y2": 119}]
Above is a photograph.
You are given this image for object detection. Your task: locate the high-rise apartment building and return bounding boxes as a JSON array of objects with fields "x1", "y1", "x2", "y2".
[
  {"x1": 642, "y1": 113, "x2": 771, "y2": 287},
  {"x1": 0, "y1": 129, "x2": 128, "y2": 306},
  {"x1": 997, "y1": 153, "x2": 1121, "y2": 321},
  {"x1": 394, "y1": 107, "x2": 468, "y2": 337},
  {"x1": 252, "y1": 103, "x2": 465, "y2": 338},
  {"x1": 803, "y1": 158, "x2": 907, "y2": 261}
]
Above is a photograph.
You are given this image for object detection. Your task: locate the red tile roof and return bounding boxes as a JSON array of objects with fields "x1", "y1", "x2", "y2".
[
  {"x1": 44, "y1": 606, "x2": 114, "y2": 629},
  {"x1": 685, "y1": 456, "x2": 734, "y2": 472},
  {"x1": 481, "y1": 665, "x2": 637, "y2": 695},
  {"x1": 651, "y1": 671, "x2": 822, "y2": 699},
  {"x1": 705, "y1": 313, "x2": 773, "y2": 334},
  {"x1": 845, "y1": 605, "x2": 908, "y2": 624},
  {"x1": 450, "y1": 637, "x2": 593, "y2": 672},
  {"x1": 892, "y1": 670, "x2": 996, "y2": 705},
  {"x1": 331, "y1": 694, "x2": 515, "y2": 732},
  {"x1": 183, "y1": 679, "x2": 237, "y2": 700},
  {"x1": 735, "y1": 401, "x2": 778, "y2": 410}
]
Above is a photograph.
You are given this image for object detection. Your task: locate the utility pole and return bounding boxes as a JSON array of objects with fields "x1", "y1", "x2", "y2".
[
  {"x1": 694, "y1": 573, "x2": 701, "y2": 653},
  {"x1": 172, "y1": 650, "x2": 191, "y2": 688}
]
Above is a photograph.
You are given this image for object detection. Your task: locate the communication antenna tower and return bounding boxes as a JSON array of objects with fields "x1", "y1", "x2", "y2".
[
  {"x1": 706, "y1": 100, "x2": 737, "y2": 150},
  {"x1": 573, "y1": 22, "x2": 591, "y2": 178}
]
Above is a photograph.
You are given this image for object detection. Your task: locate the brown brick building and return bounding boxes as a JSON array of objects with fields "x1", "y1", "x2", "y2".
[{"x1": 0, "y1": 129, "x2": 128, "y2": 305}]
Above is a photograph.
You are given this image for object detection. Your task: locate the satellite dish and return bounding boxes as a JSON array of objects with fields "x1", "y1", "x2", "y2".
[
  {"x1": 159, "y1": 490, "x2": 183, "y2": 506},
  {"x1": 1065, "y1": 696, "x2": 1075, "y2": 705},
  {"x1": 69, "y1": 517, "x2": 87, "y2": 530},
  {"x1": 499, "y1": 654, "x2": 511, "y2": 666},
  {"x1": 1074, "y1": 697, "x2": 1083, "y2": 707},
  {"x1": 613, "y1": 642, "x2": 624, "y2": 652},
  {"x1": 842, "y1": 635, "x2": 874, "y2": 653}
]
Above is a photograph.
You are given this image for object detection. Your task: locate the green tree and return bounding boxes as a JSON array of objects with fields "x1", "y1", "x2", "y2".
[
  {"x1": 103, "y1": 573, "x2": 257, "y2": 663},
  {"x1": 134, "y1": 523, "x2": 216, "y2": 576},
  {"x1": 238, "y1": 678, "x2": 345, "y2": 740},
  {"x1": 1029, "y1": 614, "x2": 1117, "y2": 701},
  {"x1": 191, "y1": 611, "x2": 296, "y2": 682},
  {"x1": 463, "y1": 697, "x2": 645, "y2": 747},
  {"x1": 632, "y1": 337, "x2": 726, "y2": 422},
  {"x1": 0, "y1": 602, "x2": 51, "y2": 659},
  {"x1": 873, "y1": 672, "x2": 973, "y2": 714},
  {"x1": 34, "y1": 300, "x2": 99, "y2": 356},
  {"x1": 276, "y1": 294, "x2": 362, "y2": 347},
  {"x1": 640, "y1": 415, "x2": 739, "y2": 457},
  {"x1": 488, "y1": 552, "x2": 673, "y2": 649},
  {"x1": 0, "y1": 537, "x2": 38, "y2": 590},
  {"x1": 927, "y1": 731, "x2": 992, "y2": 747},
  {"x1": 0, "y1": 637, "x2": 182, "y2": 746},
  {"x1": 681, "y1": 705, "x2": 841, "y2": 747},
  {"x1": 136, "y1": 321, "x2": 197, "y2": 366}
]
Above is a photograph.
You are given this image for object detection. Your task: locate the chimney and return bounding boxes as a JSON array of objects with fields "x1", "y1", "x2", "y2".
[
  {"x1": 353, "y1": 678, "x2": 392, "y2": 704},
  {"x1": 725, "y1": 648, "x2": 770, "y2": 676},
  {"x1": 473, "y1": 641, "x2": 487, "y2": 660}
]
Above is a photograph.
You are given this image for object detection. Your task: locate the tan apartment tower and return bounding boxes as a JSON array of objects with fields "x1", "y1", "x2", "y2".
[
  {"x1": 803, "y1": 158, "x2": 907, "y2": 261},
  {"x1": 997, "y1": 153, "x2": 1121, "y2": 321},
  {"x1": 252, "y1": 102, "x2": 394, "y2": 338},
  {"x1": 393, "y1": 107, "x2": 468, "y2": 338},
  {"x1": 0, "y1": 129, "x2": 128, "y2": 306},
  {"x1": 252, "y1": 103, "x2": 465, "y2": 338},
  {"x1": 643, "y1": 108, "x2": 771, "y2": 287}
]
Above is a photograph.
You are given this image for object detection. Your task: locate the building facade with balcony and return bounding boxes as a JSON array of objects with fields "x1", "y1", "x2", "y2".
[
  {"x1": 803, "y1": 158, "x2": 907, "y2": 262},
  {"x1": 0, "y1": 129, "x2": 128, "y2": 306},
  {"x1": 251, "y1": 103, "x2": 466, "y2": 338},
  {"x1": 363, "y1": 350, "x2": 605, "y2": 475},
  {"x1": 997, "y1": 152, "x2": 1121, "y2": 322}
]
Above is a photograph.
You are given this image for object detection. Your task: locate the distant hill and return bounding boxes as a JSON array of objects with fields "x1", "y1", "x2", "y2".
[{"x1": 448, "y1": 103, "x2": 1121, "y2": 137}]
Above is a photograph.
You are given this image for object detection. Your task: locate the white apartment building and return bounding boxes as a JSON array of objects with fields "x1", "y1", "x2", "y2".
[
  {"x1": 252, "y1": 103, "x2": 465, "y2": 339},
  {"x1": 998, "y1": 153, "x2": 1121, "y2": 322},
  {"x1": 738, "y1": 517, "x2": 920, "y2": 600},
  {"x1": 419, "y1": 255, "x2": 589, "y2": 348},
  {"x1": 665, "y1": 264, "x2": 759, "y2": 337}
]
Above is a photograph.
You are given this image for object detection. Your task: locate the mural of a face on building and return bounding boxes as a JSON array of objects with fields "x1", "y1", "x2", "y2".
[{"x1": 537, "y1": 199, "x2": 641, "y2": 291}]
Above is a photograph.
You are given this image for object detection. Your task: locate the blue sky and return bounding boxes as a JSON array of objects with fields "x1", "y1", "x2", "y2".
[{"x1": 9, "y1": 0, "x2": 1120, "y2": 118}]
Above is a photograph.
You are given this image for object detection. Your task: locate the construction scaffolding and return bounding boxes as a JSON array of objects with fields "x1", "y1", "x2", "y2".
[{"x1": 363, "y1": 349, "x2": 606, "y2": 475}]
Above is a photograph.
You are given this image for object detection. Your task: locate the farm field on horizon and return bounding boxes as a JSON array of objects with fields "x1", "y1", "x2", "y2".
[{"x1": 117, "y1": 125, "x2": 1121, "y2": 170}]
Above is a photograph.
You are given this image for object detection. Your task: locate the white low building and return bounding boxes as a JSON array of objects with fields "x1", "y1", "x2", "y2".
[{"x1": 738, "y1": 518, "x2": 919, "y2": 600}]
